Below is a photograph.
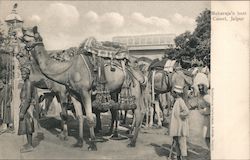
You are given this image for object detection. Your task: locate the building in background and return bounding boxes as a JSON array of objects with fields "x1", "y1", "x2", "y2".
[{"x1": 113, "y1": 34, "x2": 176, "y2": 60}]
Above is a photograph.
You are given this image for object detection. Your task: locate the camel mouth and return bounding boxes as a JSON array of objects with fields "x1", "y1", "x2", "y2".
[
  {"x1": 22, "y1": 34, "x2": 35, "y2": 42},
  {"x1": 21, "y1": 27, "x2": 36, "y2": 42}
]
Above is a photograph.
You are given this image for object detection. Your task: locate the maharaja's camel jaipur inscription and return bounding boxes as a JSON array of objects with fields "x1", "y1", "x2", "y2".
[{"x1": 212, "y1": 11, "x2": 246, "y2": 21}]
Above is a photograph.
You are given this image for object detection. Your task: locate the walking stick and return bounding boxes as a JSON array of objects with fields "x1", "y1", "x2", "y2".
[{"x1": 168, "y1": 138, "x2": 176, "y2": 160}]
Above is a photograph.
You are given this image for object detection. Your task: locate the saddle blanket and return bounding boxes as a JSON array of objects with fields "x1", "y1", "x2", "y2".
[{"x1": 82, "y1": 37, "x2": 129, "y2": 60}]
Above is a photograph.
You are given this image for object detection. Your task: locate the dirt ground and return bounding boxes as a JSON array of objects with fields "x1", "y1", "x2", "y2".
[{"x1": 0, "y1": 110, "x2": 210, "y2": 160}]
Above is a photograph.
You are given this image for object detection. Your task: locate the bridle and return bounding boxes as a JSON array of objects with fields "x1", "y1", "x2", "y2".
[
  {"x1": 25, "y1": 41, "x2": 44, "y2": 51},
  {"x1": 21, "y1": 33, "x2": 44, "y2": 51}
]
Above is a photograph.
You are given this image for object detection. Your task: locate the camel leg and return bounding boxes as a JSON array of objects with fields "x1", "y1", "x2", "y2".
[
  {"x1": 69, "y1": 95, "x2": 84, "y2": 147},
  {"x1": 149, "y1": 105, "x2": 154, "y2": 128},
  {"x1": 166, "y1": 92, "x2": 172, "y2": 116},
  {"x1": 95, "y1": 111, "x2": 101, "y2": 133},
  {"x1": 144, "y1": 95, "x2": 151, "y2": 128},
  {"x1": 129, "y1": 110, "x2": 136, "y2": 134},
  {"x1": 119, "y1": 110, "x2": 123, "y2": 121},
  {"x1": 107, "y1": 109, "x2": 116, "y2": 136},
  {"x1": 145, "y1": 104, "x2": 149, "y2": 128},
  {"x1": 33, "y1": 98, "x2": 44, "y2": 139},
  {"x1": 44, "y1": 93, "x2": 55, "y2": 116},
  {"x1": 128, "y1": 109, "x2": 144, "y2": 147},
  {"x1": 159, "y1": 94, "x2": 166, "y2": 122},
  {"x1": 113, "y1": 111, "x2": 119, "y2": 137},
  {"x1": 81, "y1": 90, "x2": 97, "y2": 151},
  {"x1": 127, "y1": 82, "x2": 145, "y2": 147},
  {"x1": 109, "y1": 109, "x2": 119, "y2": 137},
  {"x1": 121, "y1": 110, "x2": 127, "y2": 125},
  {"x1": 55, "y1": 92, "x2": 69, "y2": 141},
  {"x1": 154, "y1": 101, "x2": 162, "y2": 127}
]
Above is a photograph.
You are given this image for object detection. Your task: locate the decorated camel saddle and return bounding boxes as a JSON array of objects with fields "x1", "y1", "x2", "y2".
[
  {"x1": 80, "y1": 37, "x2": 129, "y2": 60},
  {"x1": 78, "y1": 37, "x2": 142, "y2": 112},
  {"x1": 148, "y1": 58, "x2": 176, "y2": 91}
]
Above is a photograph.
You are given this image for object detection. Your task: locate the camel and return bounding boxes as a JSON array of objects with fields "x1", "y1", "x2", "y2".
[
  {"x1": 140, "y1": 56, "x2": 195, "y2": 128},
  {"x1": 19, "y1": 26, "x2": 145, "y2": 150},
  {"x1": 138, "y1": 61, "x2": 167, "y2": 128}
]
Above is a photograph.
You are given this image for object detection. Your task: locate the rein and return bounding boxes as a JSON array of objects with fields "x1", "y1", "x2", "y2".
[{"x1": 26, "y1": 42, "x2": 44, "y2": 51}]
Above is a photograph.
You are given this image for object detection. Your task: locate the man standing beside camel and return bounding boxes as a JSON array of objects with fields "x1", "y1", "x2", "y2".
[{"x1": 18, "y1": 66, "x2": 35, "y2": 153}]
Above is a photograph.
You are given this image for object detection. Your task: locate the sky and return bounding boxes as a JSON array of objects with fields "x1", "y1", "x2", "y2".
[{"x1": 0, "y1": 1, "x2": 210, "y2": 50}]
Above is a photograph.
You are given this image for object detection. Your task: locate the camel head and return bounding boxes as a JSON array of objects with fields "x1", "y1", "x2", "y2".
[
  {"x1": 21, "y1": 27, "x2": 35, "y2": 42},
  {"x1": 20, "y1": 26, "x2": 36, "y2": 53},
  {"x1": 20, "y1": 26, "x2": 44, "y2": 52}
]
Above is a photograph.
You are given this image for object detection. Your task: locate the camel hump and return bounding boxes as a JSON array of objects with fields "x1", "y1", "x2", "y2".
[
  {"x1": 153, "y1": 70, "x2": 170, "y2": 92},
  {"x1": 78, "y1": 37, "x2": 129, "y2": 60}
]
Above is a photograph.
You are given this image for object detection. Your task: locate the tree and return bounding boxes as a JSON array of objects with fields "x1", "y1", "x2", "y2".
[
  {"x1": 167, "y1": 9, "x2": 211, "y2": 66},
  {"x1": 0, "y1": 20, "x2": 5, "y2": 46},
  {"x1": 194, "y1": 9, "x2": 211, "y2": 41},
  {"x1": 194, "y1": 9, "x2": 211, "y2": 59},
  {"x1": 0, "y1": 20, "x2": 16, "y2": 83}
]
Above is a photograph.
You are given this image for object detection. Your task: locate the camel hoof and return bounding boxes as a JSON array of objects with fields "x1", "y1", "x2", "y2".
[
  {"x1": 120, "y1": 121, "x2": 126, "y2": 125},
  {"x1": 88, "y1": 144, "x2": 97, "y2": 151},
  {"x1": 157, "y1": 125, "x2": 162, "y2": 129},
  {"x1": 148, "y1": 123, "x2": 153, "y2": 128},
  {"x1": 127, "y1": 143, "x2": 136, "y2": 148},
  {"x1": 113, "y1": 132, "x2": 118, "y2": 138},
  {"x1": 126, "y1": 130, "x2": 130, "y2": 134},
  {"x1": 104, "y1": 131, "x2": 113, "y2": 136},
  {"x1": 60, "y1": 136, "x2": 68, "y2": 141},
  {"x1": 94, "y1": 129, "x2": 100, "y2": 134},
  {"x1": 58, "y1": 134, "x2": 68, "y2": 141},
  {"x1": 36, "y1": 132, "x2": 44, "y2": 140},
  {"x1": 20, "y1": 145, "x2": 34, "y2": 153},
  {"x1": 73, "y1": 141, "x2": 83, "y2": 148}
]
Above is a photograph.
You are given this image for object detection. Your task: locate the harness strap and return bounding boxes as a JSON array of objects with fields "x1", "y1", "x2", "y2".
[
  {"x1": 80, "y1": 54, "x2": 93, "y2": 87},
  {"x1": 151, "y1": 70, "x2": 156, "y2": 104}
]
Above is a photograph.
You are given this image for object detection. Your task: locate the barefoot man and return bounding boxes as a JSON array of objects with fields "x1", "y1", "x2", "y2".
[{"x1": 18, "y1": 66, "x2": 34, "y2": 153}]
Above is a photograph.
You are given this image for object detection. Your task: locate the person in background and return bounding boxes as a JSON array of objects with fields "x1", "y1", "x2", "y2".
[
  {"x1": 0, "y1": 79, "x2": 4, "y2": 127},
  {"x1": 171, "y1": 61, "x2": 193, "y2": 101},
  {"x1": 192, "y1": 64, "x2": 209, "y2": 97},
  {"x1": 169, "y1": 85, "x2": 190, "y2": 160},
  {"x1": 18, "y1": 66, "x2": 34, "y2": 153},
  {"x1": 0, "y1": 73, "x2": 13, "y2": 132},
  {"x1": 198, "y1": 84, "x2": 210, "y2": 149}
]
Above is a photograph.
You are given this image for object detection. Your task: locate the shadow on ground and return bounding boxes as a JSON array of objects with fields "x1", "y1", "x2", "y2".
[
  {"x1": 150, "y1": 142, "x2": 210, "y2": 160},
  {"x1": 38, "y1": 116, "x2": 90, "y2": 145}
]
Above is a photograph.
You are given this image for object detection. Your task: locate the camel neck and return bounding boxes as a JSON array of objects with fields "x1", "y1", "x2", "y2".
[
  {"x1": 30, "y1": 44, "x2": 75, "y2": 84},
  {"x1": 31, "y1": 45, "x2": 51, "y2": 70}
]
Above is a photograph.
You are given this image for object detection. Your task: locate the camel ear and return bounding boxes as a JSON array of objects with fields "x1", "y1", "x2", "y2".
[{"x1": 33, "y1": 26, "x2": 38, "y2": 33}]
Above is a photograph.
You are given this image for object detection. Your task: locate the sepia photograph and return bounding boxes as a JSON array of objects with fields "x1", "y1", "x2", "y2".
[{"x1": 0, "y1": 1, "x2": 246, "y2": 160}]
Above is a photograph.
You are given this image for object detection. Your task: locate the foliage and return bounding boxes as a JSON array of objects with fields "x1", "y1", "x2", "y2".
[
  {"x1": 0, "y1": 20, "x2": 5, "y2": 46},
  {"x1": 0, "y1": 20, "x2": 13, "y2": 82},
  {"x1": 165, "y1": 9, "x2": 211, "y2": 65}
]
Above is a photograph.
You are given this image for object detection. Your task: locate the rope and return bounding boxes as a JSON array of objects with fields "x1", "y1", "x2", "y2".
[{"x1": 152, "y1": 70, "x2": 156, "y2": 104}]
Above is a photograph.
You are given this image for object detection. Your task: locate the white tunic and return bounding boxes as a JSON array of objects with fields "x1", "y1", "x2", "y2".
[{"x1": 169, "y1": 97, "x2": 190, "y2": 137}]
